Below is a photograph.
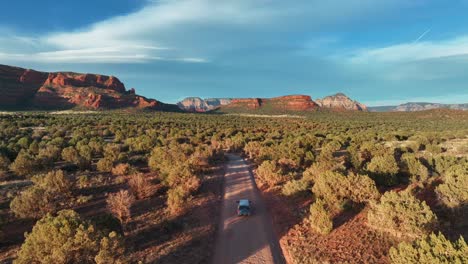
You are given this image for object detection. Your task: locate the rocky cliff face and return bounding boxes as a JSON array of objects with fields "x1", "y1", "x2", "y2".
[
  {"x1": 0, "y1": 64, "x2": 176, "y2": 111},
  {"x1": 180, "y1": 93, "x2": 365, "y2": 113},
  {"x1": 369, "y1": 102, "x2": 468, "y2": 112},
  {"x1": 177, "y1": 97, "x2": 232, "y2": 112},
  {"x1": 221, "y1": 95, "x2": 318, "y2": 112},
  {"x1": 316, "y1": 93, "x2": 367, "y2": 111}
]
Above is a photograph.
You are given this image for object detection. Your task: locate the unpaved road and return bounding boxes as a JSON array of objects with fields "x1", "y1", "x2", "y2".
[{"x1": 212, "y1": 154, "x2": 285, "y2": 264}]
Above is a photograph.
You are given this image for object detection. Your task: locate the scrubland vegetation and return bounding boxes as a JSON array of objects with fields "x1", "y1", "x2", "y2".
[{"x1": 0, "y1": 109, "x2": 467, "y2": 263}]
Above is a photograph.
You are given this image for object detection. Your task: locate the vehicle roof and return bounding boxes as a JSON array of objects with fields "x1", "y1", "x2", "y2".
[{"x1": 239, "y1": 199, "x2": 250, "y2": 206}]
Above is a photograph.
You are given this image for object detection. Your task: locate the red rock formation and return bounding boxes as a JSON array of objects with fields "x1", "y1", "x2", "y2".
[
  {"x1": 0, "y1": 64, "x2": 177, "y2": 111},
  {"x1": 269, "y1": 95, "x2": 318, "y2": 111},
  {"x1": 226, "y1": 98, "x2": 262, "y2": 109}
]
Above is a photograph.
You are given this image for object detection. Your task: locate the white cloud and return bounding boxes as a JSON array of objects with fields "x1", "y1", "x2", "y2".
[
  {"x1": 350, "y1": 36, "x2": 468, "y2": 64},
  {"x1": 0, "y1": 0, "x2": 410, "y2": 64}
]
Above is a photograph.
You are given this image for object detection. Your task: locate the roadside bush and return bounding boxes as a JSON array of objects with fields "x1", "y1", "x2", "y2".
[
  {"x1": 282, "y1": 179, "x2": 309, "y2": 196},
  {"x1": 389, "y1": 232, "x2": 467, "y2": 264},
  {"x1": 14, "y1": 210, "x2": 126, "y2": 264},
  {"x1": 435, "y1": 164, "x2": 468, "y2": 209},
  {"x1": 256, "y1": 160, "x2": 283, "y2": 187},
  {"x1": 128, "y1": 173, "x2": 152, "y2": 200},
  {"x1": 309, "y1": 199, "x2": 333, "y2": 235},
  {"x1": 107, "y1": 190, "x2": 134, "y2": 225},
  {"x1": 366, "y1": 153, "x2": 399, "y2": 186},
  {"x1": 312, "y1": 171, "x2": 379, "y2": 211},
  {"x1": 368, "y1": 191, "x2": 437, "y2": 239}
]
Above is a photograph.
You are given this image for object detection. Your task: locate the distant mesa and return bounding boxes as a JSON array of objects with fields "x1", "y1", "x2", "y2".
[
  {"x1": 368, "y1": 102, "x2": 468, "y2": 112},
  {"x1": 177, "y1": 97, "x2": 232, "y2": 112},
  {"x1": 0, "y1": 64, "x2": 178, "y2": 111},
  {"x1": 178, "y1": 93, "x2": 366, "y2": 112}
]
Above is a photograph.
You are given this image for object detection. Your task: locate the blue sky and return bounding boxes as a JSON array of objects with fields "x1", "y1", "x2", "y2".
[{"x1": 1, "y1": 0, "x2": 468, "y2": 106}]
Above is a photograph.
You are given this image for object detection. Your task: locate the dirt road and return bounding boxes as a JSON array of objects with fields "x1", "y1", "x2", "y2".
[{"x1": 212, "y1": 154, "x2": 285, "y2": 264}]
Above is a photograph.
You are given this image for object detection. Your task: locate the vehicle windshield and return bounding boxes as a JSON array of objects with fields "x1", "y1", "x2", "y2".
[{"x1": 239, "y1": 205, "x2": 250, "y2": 210}]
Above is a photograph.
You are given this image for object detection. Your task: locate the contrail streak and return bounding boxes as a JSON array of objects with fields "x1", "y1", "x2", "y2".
[{"x1": 414, "y1": 29, "x2": 431, "y2": 43}]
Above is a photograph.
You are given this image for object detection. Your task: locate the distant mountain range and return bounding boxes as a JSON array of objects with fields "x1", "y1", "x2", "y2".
[
  {"x1": 178, "y1": 93, "x2": 367, "y2": 112},
  {"x1": 368, "y1": 102, "x2": 468, "y2": 112},
  {"x1": 1, "y1": 64, "x2": 465, "y2": 113}
]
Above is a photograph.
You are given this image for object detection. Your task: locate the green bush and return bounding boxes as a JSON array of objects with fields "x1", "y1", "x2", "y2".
[
  {"x1": 256, "y1": 160, "x2": 283, "y2": 187},
  {"x1": 282, "y1": 179, "x2": 309, "y2": 196},
  {"x1": 435, "y1": 164, "x2": 468, "y2": 209},
  {"x1": 11, "y1": 170, "x2": 72, "y2": 219},
  {"x1": 10, "y1": 151, "x2": 37, "y2": 177},
  {"x1": 10, "y1": 186, "x2": 56, "y2": 219},
  {"x1": 167, "y1": 186, "x2": 187, "y2": 215},
  {"x1": 309, "y1": 199, "x2": 333, "y2": 235},
  {"x1": 14, "y1": 210, "x2": 126, "y2": 264},
  {"x1": 389, "y1": 232, "x2": 467, "y2": 264},
  {"x1": 400, "y1": 153, "x2": 429, "y2": 183},
  {"x1": 0, "y1": 153, "x2": 11, "y2": 172},
  {"x1": 97, "y1": 157, "x2": 114, "y2": 173},
  {"x1": 366, "y1": 153, "x2": 400, "y2": 186},
  {"x1": 368, "y1": 191, "x2": 437, "y2": 239},
  {"x1": 312, "y1": 171, "x2": 379, "y2": 210},
  {"x1": 32, "y1": 170, "x2": 73, "y2": 195}
]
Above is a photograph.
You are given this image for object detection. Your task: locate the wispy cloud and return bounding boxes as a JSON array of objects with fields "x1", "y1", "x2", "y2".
[{"x1": 350, "y1": 36, "x2": 468, "y2": 64}]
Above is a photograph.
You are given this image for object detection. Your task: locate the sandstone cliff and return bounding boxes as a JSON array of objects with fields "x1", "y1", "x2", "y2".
[
  {"x1": 177, "y1": 97, "x2": 232, "y2": 112},
  {"x1": 0, "y1": 64, "x2": 177, "y2": 111},
  {"x1": 316, "y1": 93, "x2": 367, "y2": 111}
]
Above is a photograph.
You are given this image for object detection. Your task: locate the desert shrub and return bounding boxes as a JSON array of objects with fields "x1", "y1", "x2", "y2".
[
  {"x1": 425, "y1": 144, "x2": 443, "y2": 154},
  {"x1": 107, "y1": 190, "x2": 134, "y2": 225},
  {"x1": 389, "y1": 232, "x2": 467, "y2": 264},
  {"x1": 435, "y1": 164, "x2": 468, "y2": 209},
  {"x1": 97, "y1": 157, "x2": 114, "y2": 172},
  {"x1": 0, "y1": 153, "x2": 11, "y2": 171},
  {"x1": 282, "y1": 179, "x2": 309, "y2": 196},
  {"x1": 32, "y1": 170, "x2": 73, "y2": 195},
  {"x1": 10, "y1": 151, "x2": 37, "y2": 177},
  {"x1": 128, "y1": 173, "x2": 152, "y2": 200},
  {"x1": 309, "y1": 198, "x2": 333, "y2": 235},
  {"x1": 256, "y1": 160, "x2": 283, "y2": 187},
  {"x1": 14, "y1": 210, "x2": 126, "y2": 264},
  {"x1": 400, "y1": 153, "x2": 429, "y2": 183},
  {"x1": 366, "y1": 153, "x2": 399, "y2": 186},
  {"x1": 94, "y1": 231, "x2": 127, "y2": 264},
  {"x1": 11, "y1": 170, "x2": 72, "y2": 219},
  {"x1": 433, "y1": 155, "x2": 465, "y2": 175},
  {"x1": 312, "y1": 171, "x2": 379, "y2": 210},
  {"x1": 10, "y1": 186, "x2": 56, "y2": 219},
  {"x1": 312, "y1": 171, "x2": 347, "y2": 209},
  {"x1": 167, "y1": 186, "x2": 187, "y2": 214},
  {"x1": 368, "y1": 191, "x2": 437, "y2": 238},
  {"x1": 61, "y1": 146, "x2": 80, "y2": 163},
  {"x1": 111, "y1": 163, "x2": 134, "y2": 176},
  {"x1": 104, "y1": 144, "x2": 121, "y2": 162},
  {"x1": 37, "y1": 145, "x2": 61, "y2": 167},
  {"x1": 346, "y1": 173, "x2": 380, "y2": 203}
]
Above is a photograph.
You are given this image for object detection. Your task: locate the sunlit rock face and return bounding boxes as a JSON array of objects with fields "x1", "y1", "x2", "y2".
[
  {"x1": 0, "y1": 64, "x2": 176, "y2": 110},
  {"x1": 316, "y1": 93, "x2": 368, "y2": 111}
]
